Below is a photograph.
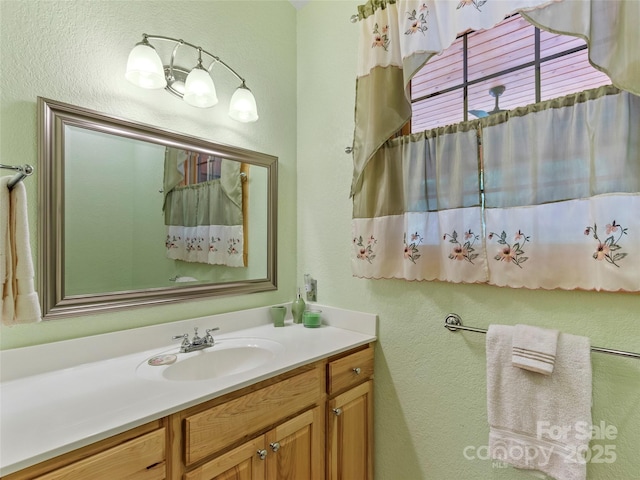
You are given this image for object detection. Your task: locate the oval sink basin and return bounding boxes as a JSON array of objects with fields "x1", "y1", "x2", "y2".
[{"x1": 137, "y1": 338, "x2": 284, "y2": 382}]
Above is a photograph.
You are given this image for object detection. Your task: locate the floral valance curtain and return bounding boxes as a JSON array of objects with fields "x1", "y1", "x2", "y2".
[
  {"x1": 351, "y1": 0, "x2": 640, "y2": 198},
  {"x1": 163, "y1": 148, "x2": 244, "y2": 267},
  {"x1": 352, "y1": 87, "x2": 640, "y2": 291}
]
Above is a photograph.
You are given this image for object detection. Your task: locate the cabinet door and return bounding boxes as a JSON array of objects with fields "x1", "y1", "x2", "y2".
[
  {"x1": 328, "y1": 380, "x2": 373, "y2": 480},
  {"x1": 183, "y1": 437, "x2": 265, "y2": 480},
  {"x1": 265, "y1": 407, "x2": 323, "y2": 480}
]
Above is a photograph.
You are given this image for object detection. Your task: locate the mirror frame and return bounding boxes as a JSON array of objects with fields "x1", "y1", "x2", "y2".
[{"x1": 38, "y1": 97, "x2": 277, "y2": 319}]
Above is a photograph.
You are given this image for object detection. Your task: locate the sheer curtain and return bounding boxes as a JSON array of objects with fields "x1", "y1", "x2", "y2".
[
  {"x1": 163, "y1": 148, "x2": 244, "y2": 267},
  {"x1": 352, "y1": 123, "x2": 488, "y2": 284},
  {"x1": 353, "y1": 87, "x2": 640, "y2": 291},
  {"x1": 483, "y1": 87, "x2": 640, "y2": 291}
]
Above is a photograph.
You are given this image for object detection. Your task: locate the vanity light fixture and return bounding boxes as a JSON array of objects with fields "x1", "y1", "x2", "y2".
[{"x1": 125, "y1": 34, "x2": 258, "y2": 122}]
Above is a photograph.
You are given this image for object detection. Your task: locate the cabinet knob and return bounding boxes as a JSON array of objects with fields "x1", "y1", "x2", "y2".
[
  {"x1": 270, "y1": 442, "x2": 281, "y2": 452},
  {"x1": 332, "y1": 408, "x2": 343, "y2": 416},
  {"x1": 257, "y1": 449, "x2": 268, "y2": 460},
  {"x1": 352, "y1": 367, "x2": 361, "y2": 375}
]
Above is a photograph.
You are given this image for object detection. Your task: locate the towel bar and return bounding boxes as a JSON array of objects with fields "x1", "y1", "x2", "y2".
[
  {"x1": 444, "y1": 313, "x2": 640, "y2": 360},
  {"x1": 1, "y1": 163, "x2": 34, "y2": 190}
]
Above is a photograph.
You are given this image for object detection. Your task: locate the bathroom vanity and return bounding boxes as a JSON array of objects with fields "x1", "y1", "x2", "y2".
[{"x1": 0, "y1": 306, "x2": 376, "y2": 480}]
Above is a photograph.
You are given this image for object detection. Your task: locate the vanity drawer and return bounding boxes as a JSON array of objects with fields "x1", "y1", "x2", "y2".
[
  {"x1": 35, "y1": 428, "x2": 166, "y2": 480},
  {"x1": 184, "y1": 365, "x2": 323, "y2": 466},
  {"x1": 327, "y1": 347, "x2": 374, "y2": 395}
]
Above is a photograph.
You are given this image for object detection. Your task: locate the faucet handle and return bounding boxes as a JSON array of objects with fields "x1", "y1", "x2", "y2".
[
  {"x1": 172, "y1": 333, "x2": 191, "y2": 349},
  {"x1": 205, "y1": 327, "x2": 220, "y2": 344}
]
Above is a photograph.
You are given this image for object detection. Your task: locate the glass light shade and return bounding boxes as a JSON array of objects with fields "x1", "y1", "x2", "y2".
[
  {"x1": 125, "y1": 43, "x2": 167, "y2": 89},
  {"x1": 229, "y1": 85, "x2": 259, "y2": 122},
  {"x1": 183, "y1": 67, "x2": 218, "y2": 108}
]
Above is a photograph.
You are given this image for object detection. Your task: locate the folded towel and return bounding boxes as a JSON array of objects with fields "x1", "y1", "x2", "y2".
[
  {"x1": 512, "y1": 324, "x2": 559, "y2": 375},
  {"x1": 487, "y1": 325, "x2": 592, "y2": 480}
]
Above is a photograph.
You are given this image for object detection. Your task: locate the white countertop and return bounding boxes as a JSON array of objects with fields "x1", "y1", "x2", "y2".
[{"x1": 0, "y1": 305, "x2": 377, "y2": 476}]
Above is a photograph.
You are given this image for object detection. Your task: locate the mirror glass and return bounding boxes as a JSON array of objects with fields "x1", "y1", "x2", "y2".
[{"x1": 38, "y1": 97, "x2": 277, "y2": 319}]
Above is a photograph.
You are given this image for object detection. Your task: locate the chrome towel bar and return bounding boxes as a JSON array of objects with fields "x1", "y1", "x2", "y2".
[
  {"x1": 444, "y1": 313, "x2": 640, "y2": 360},
  {"x1": 1, "y1": 163, "x2": 34, "y2": 190}
]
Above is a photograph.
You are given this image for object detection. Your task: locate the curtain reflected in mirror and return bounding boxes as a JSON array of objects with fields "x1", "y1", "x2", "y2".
[
  {"x1": 39, "y1": 98, "x2": 277, "y2": 319},
  {"x1": 163, "y1": 149, "x2": 247, "y2": 269}
]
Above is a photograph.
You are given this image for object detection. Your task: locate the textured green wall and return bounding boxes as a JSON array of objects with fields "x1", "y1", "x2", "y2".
[
  {"x1": 1, "y1": 1, "x2": 638, "y2": 478},
  {"x1": 0, "y1": 0, "x2": 298, "y2": 348},
  {"x1": 296, "y1": 2, "x2": 639, "y2": 479}
]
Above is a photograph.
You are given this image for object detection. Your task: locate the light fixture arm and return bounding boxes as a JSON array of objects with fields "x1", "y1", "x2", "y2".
[
  {"x1": 167, "y1": 39, "x2": 184, "y2": 84},
  {"x1": 142, "y1": 34, "x2": 246, "y2": 85}
]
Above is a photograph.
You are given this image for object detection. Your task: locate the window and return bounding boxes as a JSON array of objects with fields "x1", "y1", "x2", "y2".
[
  {"x1": 410, "y1": 15, "x2": 611, "y2": 132},
  {"x1": 178, "y1": 152, "x2": 224, "y2": 186}
]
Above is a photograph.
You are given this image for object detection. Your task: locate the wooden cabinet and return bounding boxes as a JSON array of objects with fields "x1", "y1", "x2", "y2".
[
  {"x1": 185, "y1": 407, "x2": 323, "y2": 480},
  {"x1": 183, "y1": 437, "x2": 264, "y2": 480},
  {"x1": 326, "y1": 347, "x2": 374, "y2": 480},
  {"x1": 3, "y1": 344, "x2": 374, "y2": 480},
  {"x1": 2, "y1": 421, "x2": 167, "y2": 480},
  {"x1": 178, "y1": 344, "x2": 375, "y2": 480},
  {"x1": 174, "y1": 364, "x2": 325, "y2": 480},
  {"x1": 327, "y1": 381, "x2": 373, "y2": 480},
  {"x1": 182, "y1": 366, "x2": 323, "y2": 467},
  {"x1": 265, "y1": 407, "x2": 323, "y2": 480}
]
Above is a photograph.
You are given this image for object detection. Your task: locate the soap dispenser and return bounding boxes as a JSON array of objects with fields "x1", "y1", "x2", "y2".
[{"x1": 291, "y1": 288, "x2": 305, "y2": 324}]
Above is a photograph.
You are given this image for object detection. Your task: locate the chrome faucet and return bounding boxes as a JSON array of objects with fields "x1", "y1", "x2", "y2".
[{"x1": 172, "y1": 327, "x2": 219, "y2": 353}]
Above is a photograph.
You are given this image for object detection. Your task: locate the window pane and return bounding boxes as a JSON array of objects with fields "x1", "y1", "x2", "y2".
[
  {"x1": 411, "y1": 89, "x2": 463, "y2": 132},
  {"x1": 411, "y1": 35, "x2": 464, "y2": 102},
  {"x1": 467, "y1": 15, "x2": 534, "y2": 81},
  {"x1": 539, "y1": 27, "x2": 585, "y2": 58},
  {"x1": 468, "y1": 68, "x2": 536, "y2": 118},
  {"x1": 540, "y1": 48, "x2": 611, "y2": 101},
  {"x1": 410, "y1": 13, "x2": 612, "y2": 131}
]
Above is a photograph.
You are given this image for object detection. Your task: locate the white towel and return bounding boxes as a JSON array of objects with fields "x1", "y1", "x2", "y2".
[
  {"x1": 1, "y1": 177, "x2": 41, "y2": 325},
  {"x1": 487, "y1": 325, "x2": 592, "y2": 480},
  {"x1": 512, "y1": 324, "x2": 559, "y2": 375},
  {"x1": 1, "y1": 177, "x2": 10, "y2": 320}
]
